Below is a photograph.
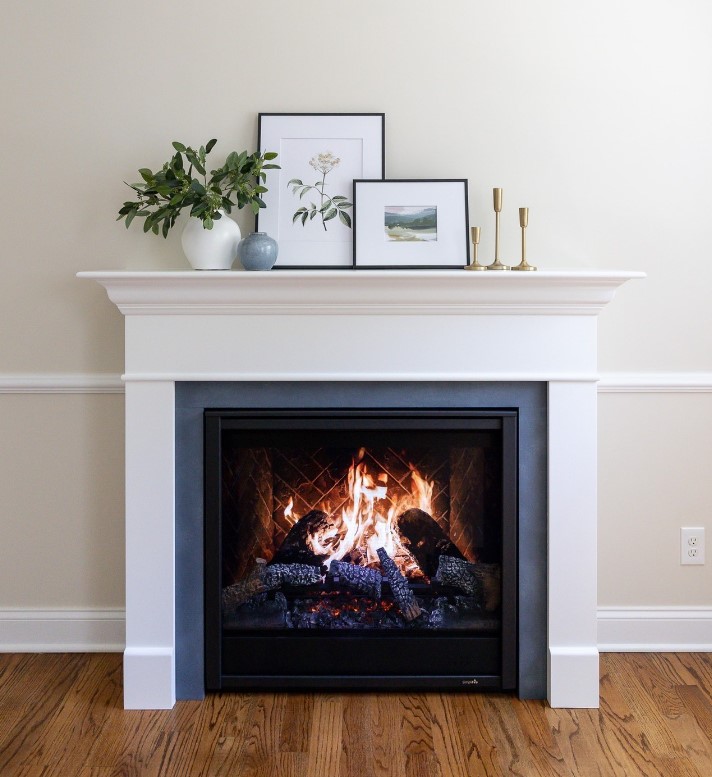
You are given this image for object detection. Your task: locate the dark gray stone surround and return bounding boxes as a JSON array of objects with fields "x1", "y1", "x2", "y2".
[{"x1": 175, "y1": 381, "x2": 547, "y2": 700}]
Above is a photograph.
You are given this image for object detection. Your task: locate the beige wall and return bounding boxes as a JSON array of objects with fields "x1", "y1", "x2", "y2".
[{"x1": 1, "y1": 1, "x2": 710, "y2": 611}]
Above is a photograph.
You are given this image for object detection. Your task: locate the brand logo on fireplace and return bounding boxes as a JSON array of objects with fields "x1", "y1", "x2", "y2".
[{"x1": 461, "y1": 678, "x2": 480, "y2": 685}]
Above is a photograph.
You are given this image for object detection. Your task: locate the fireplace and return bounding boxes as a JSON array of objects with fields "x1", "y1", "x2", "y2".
[
  {"x1": 80, "y1": 268, "x2": 643, "y2": 708},
  {"x1": 204, "y1": 408, "x2": 517, "y2": 689}
]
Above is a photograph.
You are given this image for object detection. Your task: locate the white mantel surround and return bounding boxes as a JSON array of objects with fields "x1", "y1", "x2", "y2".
[{"x1": 80, "y1": 268, "x2": 643, "y2": 710}]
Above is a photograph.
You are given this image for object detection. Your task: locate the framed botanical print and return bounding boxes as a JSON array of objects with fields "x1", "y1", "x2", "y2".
[
  {"x1": 352, "y1": 179, "x2": 470, "y2": 269},
  {"x1": 257, "y1": 113, "x2": 385, "y2": 268}
]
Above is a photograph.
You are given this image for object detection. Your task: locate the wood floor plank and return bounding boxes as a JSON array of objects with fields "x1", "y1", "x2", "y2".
[
  {"x1": 427, "y1": 692, "x2": 471, "y2": 777},
  {"x1": 599, "y1": 655, "x2": 710, "y2": 775},
  {"x1": 2, "y1": 653, "x2": 712, "y2": 776},
  {"x1": 482, "y1": 695, "x2": 552, "y2": 777},
  {"x1": 448, "y1": 694, "x2": 502, "y2": 776},
  {"x1": 364, "y1": 694, "x2": 407, "y2": 776},
  {"x1": 677, "y1": 685, "x2": 712, "y2": 743},
  {"x1": 511, "y1": 698, "x2": 569, "y2": 776},
  {"x1": 224, "y1": 694, "x2": 286, "y2": 777},
  {"x1": 0, "y1": 654, "x2": 88, "y2": 772},
  {"x1": 24, "y1": 654, "x2": 123, "y2": 775},
  {"x1": 677, "y1": 654, "x2": 712, "y2": 702},
  {"x1": 399, "y1": 694, "x2": 441, "y2": 777},
  {"x1": 340, "y1": 694, "x2": 375, "y2": 777},
  {"x1": 595, "y1": 662, "x2": 672, "y2": 776},
  {"x1": 278, "y1": 693, "x2": 314, "y2": 753},
  {"x1": 546, "y1": 707, "x2": 610, "y2": 777},
  {"x1": 605, "y1": 652, "x2": 688, "y2": 758},
  {"x1": 306, "y1": 697, "x2": 342, "y2": 777}
]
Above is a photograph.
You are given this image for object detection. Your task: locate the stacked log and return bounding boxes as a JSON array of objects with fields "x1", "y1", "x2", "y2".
[
  {"x1": 469, "y1": 562, "x2": 501, "y2": 612},
  {"x1": 376, "y1": 547, "x2": 421, "y2": 622},
  {"x1": 397, "y1": 508, "x2": 465, "y2": 578},
  {"x1": 222, "y1": 558, "x2": 268, "y2": 610},
  {"x1": 433, "y1": 555, "x2": 479, "y2": 596},
  {"x1": 263, "y1": 563, "x2": 323, "y2": 589},
  {"x1": 222, "y1": 559, "x2": 322, "y2": 611},
  {"x1": 270, "y1": 510, "x2": 332, "y2": 567},
  {"x1": 433, "y1": 556, "x2": 501, "y2": 612},
  {"x1": 329, "y1": 560, "x2": 382, "y2": 599}
]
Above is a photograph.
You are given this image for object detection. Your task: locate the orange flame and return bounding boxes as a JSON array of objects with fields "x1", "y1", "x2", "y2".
[
  {"x1": 284, "y1": 497, "x2": 294, "y2": 524},
  {"x1": 294, "y1": 451, "x2": 435, "y2": 578}
]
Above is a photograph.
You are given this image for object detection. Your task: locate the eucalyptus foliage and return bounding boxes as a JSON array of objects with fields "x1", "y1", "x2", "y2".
[{"x1": 117, "y1": 139, "x2": 279, "y2": 237}]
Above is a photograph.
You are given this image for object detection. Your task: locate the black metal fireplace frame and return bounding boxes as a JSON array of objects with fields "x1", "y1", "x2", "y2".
[{"x1": 204, "y1": 408, "x2": 518, "y2": 692}]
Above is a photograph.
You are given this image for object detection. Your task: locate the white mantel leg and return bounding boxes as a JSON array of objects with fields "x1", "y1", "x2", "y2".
[
  {"x1": 547, "y1": 381, "x2": 600, "y2": 708},
  {"x1": 123, "y1": 380, "x2": 176, "y2": 709}
]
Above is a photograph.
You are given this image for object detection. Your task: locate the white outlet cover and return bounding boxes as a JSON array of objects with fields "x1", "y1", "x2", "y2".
[{"x1": 681, "y1": 527, "x2": 706, "y2": 565}]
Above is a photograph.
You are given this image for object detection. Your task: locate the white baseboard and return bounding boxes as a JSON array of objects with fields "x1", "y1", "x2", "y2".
[
  {"x1": 0, "y1": 608, "x2": 125, "y2": 652},
  {"x1": 597, "y1": 606, "x2": 712, "y2": 651},
  {"x1": 1, "y1": 607, "x2": 710, "y2": 654}
]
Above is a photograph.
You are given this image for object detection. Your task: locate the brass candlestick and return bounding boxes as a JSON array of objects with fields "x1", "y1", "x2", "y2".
[
  {"x1": 488, "y1": 188, "x2": 509, "y2": 270},
  {"x1": 465, "y1": 226, "x2": 487, "y2": 270},
  {"x1": 512, "y1": 207, "x2": 536, "y2": 271}
]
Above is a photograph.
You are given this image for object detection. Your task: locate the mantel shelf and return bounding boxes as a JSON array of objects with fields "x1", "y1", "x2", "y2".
[{"x1": 79, "y1": 268, "x2": 644, "y2": 317}]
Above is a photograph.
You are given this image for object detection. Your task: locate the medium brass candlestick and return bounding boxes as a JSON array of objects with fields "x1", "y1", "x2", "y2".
[
  {"x1": 488, "y1": 188, "x2": 509, "y2": 270},
  {"x1": 512, "y1": 207, "x2": 536, "y2": 271},
  {"x1": 465, "y1": 226, "x2": 487, "y2": 270}
]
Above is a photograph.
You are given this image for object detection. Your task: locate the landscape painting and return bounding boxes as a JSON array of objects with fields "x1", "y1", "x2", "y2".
[{"x1": 384, "y1": 206, "x2": 437, "y2": 241}]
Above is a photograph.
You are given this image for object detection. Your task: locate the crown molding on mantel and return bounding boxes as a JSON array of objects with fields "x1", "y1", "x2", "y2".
[{"x1": 77, "y1": 269, "x2": 644, "y2": 317}]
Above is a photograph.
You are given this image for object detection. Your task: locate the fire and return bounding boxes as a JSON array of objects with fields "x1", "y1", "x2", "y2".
[
  {"x1": 410, "y1": 468, "x2": 433, "y2": 513},
  {"x1": 284, "y1": 497, "x2": 294, "y2": 524},
  {"x1": 296, "y1": 450, "x2": 435, "y2": 578}
]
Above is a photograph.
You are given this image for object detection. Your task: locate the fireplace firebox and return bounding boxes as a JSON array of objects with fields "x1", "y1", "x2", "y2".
[{"x1": 204, "y1": 408, "x2": 518, "y2": 691}]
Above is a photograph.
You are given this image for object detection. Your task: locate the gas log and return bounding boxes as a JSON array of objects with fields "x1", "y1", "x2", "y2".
[
  {"x1": 222, "y1": 559, "x2": 323, "y2": 610},
  {"x1": 433, "y1": 556, "x2": 502, "y2": 612},
  {"x1": 270, "y1": 510, "x2": 331, "y2": 567},
  {"x1": 263, "y1": 563, "x2": 323, "y2": 588},
  {"x1": 377, "y1": 547, "x2": 421, "y2": 622},
  {"x1": 433, "y1": 555, "x2": 478, "y2": 596},
  {"x1": 222, "y1": 559, "x2": 268, "y2": 609},
  {"x1": 397, "y1": 508, "x2": 465, "y2": 578},
  {"x1": 329, "y1": 560, "x2": 382, "y2": 599}
]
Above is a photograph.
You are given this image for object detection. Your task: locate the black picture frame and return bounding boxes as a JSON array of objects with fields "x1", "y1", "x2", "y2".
[
  {"x1": 256, "y1": 113, "x2": 385, "y2": 269},
  {"x1": 352, "y1": 179, "x2": 470, "y2": 270}
]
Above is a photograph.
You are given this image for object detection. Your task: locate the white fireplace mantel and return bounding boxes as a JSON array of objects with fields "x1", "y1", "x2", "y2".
[{"x1": 80, "y1": 268, "x2": 643, "y2": 710}]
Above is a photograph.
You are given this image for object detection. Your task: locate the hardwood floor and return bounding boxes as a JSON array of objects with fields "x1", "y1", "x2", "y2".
[{"x1": 1, "y1": 653, "x2": 712, "y2": 776}]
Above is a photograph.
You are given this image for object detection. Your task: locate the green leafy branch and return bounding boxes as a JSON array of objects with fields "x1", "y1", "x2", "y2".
[
  {"x1": 288, "y1": 179, "x2": 352, "y2": 230},
  {"x1": 117, "y1": 139, "x2": 279, "y2": 237}
]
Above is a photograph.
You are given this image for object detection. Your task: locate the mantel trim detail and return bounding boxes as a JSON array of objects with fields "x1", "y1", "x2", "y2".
[{"x1": 78, "y1": 269, "x2": 644, "y2": 317}]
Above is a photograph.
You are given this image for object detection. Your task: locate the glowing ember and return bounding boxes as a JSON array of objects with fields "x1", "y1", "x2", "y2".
[{"x1": 290, "y1": 450, "x2": 436, "y2": 578}]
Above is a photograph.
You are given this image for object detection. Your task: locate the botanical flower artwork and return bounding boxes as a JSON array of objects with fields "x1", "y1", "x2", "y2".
[
  {"x1": 384, "y1": 206, "x2": 438, "y2": 242},
  {"x1": 288, "y1": 151, "x2": 353, "y2": 231}
]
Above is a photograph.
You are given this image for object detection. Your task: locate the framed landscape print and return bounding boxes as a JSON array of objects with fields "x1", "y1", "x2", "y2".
[
  {"x1": 257, "y1": 113, "x2": 385, "y2": 268},
  {"x1": 353, "y1": 179, "x2": 470, "y2": 269}
]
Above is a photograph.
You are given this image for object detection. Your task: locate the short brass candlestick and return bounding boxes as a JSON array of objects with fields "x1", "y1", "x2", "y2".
[
  {"x1": 465, "y1": 226, "x2": 487, "y2": 270},
  {"x1": 488, "y1": 187, "x2": 510, "y2": 270},
  {"x1": 512, "y1": 207, "x2": 536, "y2": 271}
]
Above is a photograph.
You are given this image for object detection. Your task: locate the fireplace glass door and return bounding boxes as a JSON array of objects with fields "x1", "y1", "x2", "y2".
[{"x1": 204, "y1": 409, "x2": 517, "y2": 690}]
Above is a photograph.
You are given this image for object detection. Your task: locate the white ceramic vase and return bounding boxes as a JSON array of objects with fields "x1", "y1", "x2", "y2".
[{"x1": 180, "y1": 210, "x2": 241, "y2": 270}]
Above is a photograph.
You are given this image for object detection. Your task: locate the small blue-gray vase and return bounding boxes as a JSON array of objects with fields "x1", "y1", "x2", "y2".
[{"x1": 237, "y1": 231, "x2": 278, "y2": 271}]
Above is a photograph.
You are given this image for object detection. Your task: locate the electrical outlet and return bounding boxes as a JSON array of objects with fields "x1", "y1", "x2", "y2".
[{"x1": 681, "y1": 527, "x2": 705, "y2": 565}]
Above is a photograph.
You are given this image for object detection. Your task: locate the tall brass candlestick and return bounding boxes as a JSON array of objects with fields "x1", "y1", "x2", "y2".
[
  {"x1": 512, "y1": 207, "x2": 536, "y2": 271},
  {"x1": 488, "y1": 188, "x2": 509, "y2": 270},
  {"x1": 465, "y1": 226, "x2": 487, "y2": 270}
]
